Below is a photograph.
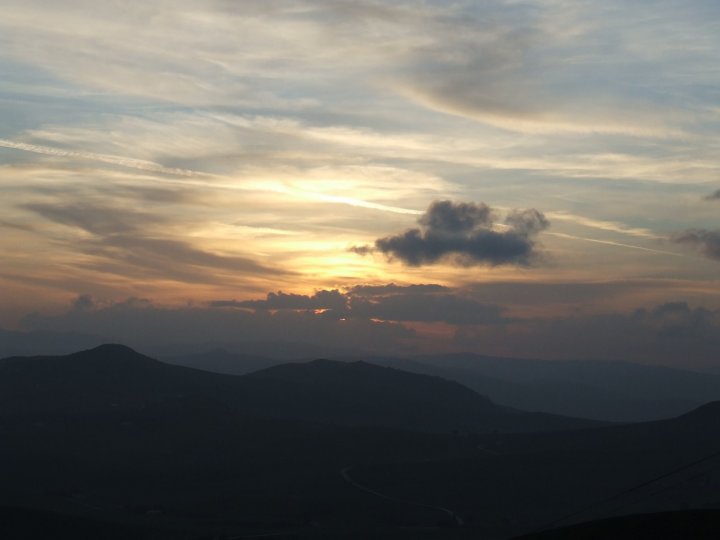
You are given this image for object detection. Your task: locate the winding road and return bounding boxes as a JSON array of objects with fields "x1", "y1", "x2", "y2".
[{"x1": 340, "y1": 465, "x2": 465, "y2": 527}]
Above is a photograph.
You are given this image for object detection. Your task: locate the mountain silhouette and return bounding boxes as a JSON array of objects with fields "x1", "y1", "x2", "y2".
[
  {"x1": 1, "y1": 345, "x2": 720, "y2": 539},
  {"x1": 400, "y1": 353, "x2": 720, "y2": 421},
  {"x1": 243, "y1": 358, "x2": 601, "y2": 433},
  {"x1": 162, "y1": 347, "x2": 719, "y2": 422},
  {"x1": 0, "y1": 345, "x2": 600, "y2": 434}
]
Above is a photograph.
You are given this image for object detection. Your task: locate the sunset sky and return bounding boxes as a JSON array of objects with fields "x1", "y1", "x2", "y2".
[{"x1": 2, "y1": 1, "x2": 720, "y2": 365}]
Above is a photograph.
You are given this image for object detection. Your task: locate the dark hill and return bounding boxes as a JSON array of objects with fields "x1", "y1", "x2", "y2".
[
  {"x1": 0, "y1": 345, "x2": 599, "y2": 434},
  {"x1": 1, "y1": 345, "x2": 718, "y2": 539},
  {"x1": 0, "y1": 344, "x2": 238, "y2": 415},
  {"x1": 243, "y1": 358, "x2": 601, "y2": 433}
]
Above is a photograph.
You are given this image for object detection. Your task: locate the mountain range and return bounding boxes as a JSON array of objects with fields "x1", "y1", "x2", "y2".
[
  {"x1": 163, "y1": 347, "x2": 720, "y2": 421},
  {"x1": 1, "y1": 344, "x2": 719, "y2": 539}
]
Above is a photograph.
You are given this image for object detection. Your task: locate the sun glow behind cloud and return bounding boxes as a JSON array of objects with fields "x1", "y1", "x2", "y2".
[{"x1": 2, "y1": 0, "x2": 720, "y2": 364}]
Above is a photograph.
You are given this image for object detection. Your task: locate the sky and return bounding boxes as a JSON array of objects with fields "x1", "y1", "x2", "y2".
[{"x1": 2, "y1": 0, "x2": 720, "y2": 366}]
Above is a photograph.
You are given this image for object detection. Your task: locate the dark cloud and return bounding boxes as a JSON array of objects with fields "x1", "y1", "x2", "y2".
[
  {"x1": 212, "y1": 290, "x2": 348, "y2": 311},
  {"x1": 418, "y1": 200, "x2": 493, "y2": 233},
  {"x1": 369, "y1": 200, "x2": 549, "y2": 267},
  {"x1": 11, "y1": 291, "x2": 720, "y2": 369},
  {"x1": 348, "y1": 283, "x2": 450, "y2": 296},
  {"x1": 454, "y1": 301, "x2": 720, "y2": 368},
  {"x1": 21, "y1": 296, "x2": 415, "y2": 357},
  {"x1": 348, "y1": 245, "x2": 374, "y2": 256},
  {"x1": 24, "y1": 203, "x2": 150, "y2": 236},
  {"x1": 72, "y1": 294, "x2": 95, "y2": 311},
  {"x1": 703, "y1": 189, "x2": 720, "y2": 201},
  {"x1": 673, "y1": 229, "x2": 720, "y2": 260},
  {"x1": 350, "y1": 294, "x2": 504, "y2": 325},
  {"x1": 638, "y1": 301, "x2": 717, "y2": 339},
  {"x1": 213, "y1": 285, "x2": 504, "y2": 326}
]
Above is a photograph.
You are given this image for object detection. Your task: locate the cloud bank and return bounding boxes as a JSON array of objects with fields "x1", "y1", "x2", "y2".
[{"x1": 5, "y1": 289, "x2": 720, "y2": 370}]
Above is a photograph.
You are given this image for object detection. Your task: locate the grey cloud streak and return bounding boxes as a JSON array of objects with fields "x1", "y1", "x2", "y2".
[
  {"x1": 212, "y1": 284, "x2": 506, "y2": 326},
  {"x1": 360, "y1": 200, "x2": 549, "y2": 267},
  {"x1": 673, "y1": 229, "x2": 720, "y2": 261},
  {"x1": 212, "y1": 290, "x2": 348, "y2": 311},
  {"x1": 23, "y1": 202, "x2": 289, "y2": 282}
]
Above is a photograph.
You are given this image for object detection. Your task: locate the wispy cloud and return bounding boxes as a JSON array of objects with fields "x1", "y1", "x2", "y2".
[
  {"x1": 545, "y1": 211, "x2": 661, "y2": 239},
  {"x1": 547, "y1": 232, "x2": 687, "y2": 258},
  {"x1": 0, "y1": 138, "x2": 206, "y2": 177},
  {"x1": 1, "y1": 137, "x2": 424, "y2": 215}
]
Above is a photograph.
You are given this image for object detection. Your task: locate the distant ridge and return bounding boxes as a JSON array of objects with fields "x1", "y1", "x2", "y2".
[
  {"x1": 244, "y1": 358, "x2": 602, "y2": 433},
  {"x1": 0, "y1": 344, "x2": 601, "y2": 434},
  {"x1": 164, "y1": 348, "x2": 720, "y2": 422}
]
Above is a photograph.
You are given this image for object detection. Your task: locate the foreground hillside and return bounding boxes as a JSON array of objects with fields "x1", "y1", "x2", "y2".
[
  {"x1": 0, "y1": 344, "x2": 718, "y2": 539},
  {"x1": 348, "y1": 402, "x2": 720, "y2": 536},
  {"x1": 515, "y1": 509, "x2": 720, "y2": 540}
]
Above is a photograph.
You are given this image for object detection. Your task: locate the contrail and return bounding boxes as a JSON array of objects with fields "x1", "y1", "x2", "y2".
[
  {"x1": 545, "y1": 211, "x2": 660, "y2": 239},
  {"x1": 547, "y1": 232, "x2": 686, "y2": 257},
  {"x1": 0, "y1": 138, "x2": 208, "y2": 178}
]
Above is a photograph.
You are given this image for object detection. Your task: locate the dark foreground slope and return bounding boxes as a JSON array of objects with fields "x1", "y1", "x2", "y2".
[
  {"x1": 1, "y1": 345, "x2": 718, "y2": 539},
  {"x1": 515, "y1": 509, "x2": 720, "y2": 540},
  {"x1": 0, "y1": 506, "x2": 190, "y2": 540},
  {"x1": 0, "y1": 346, "x2": 489, "y2": 538},
  {"x1": 347, "y1": 402, "x2": 720, "y2": 537},
  {"x1": 0, "y1": 344, "x2": 598, "y2": 538}
]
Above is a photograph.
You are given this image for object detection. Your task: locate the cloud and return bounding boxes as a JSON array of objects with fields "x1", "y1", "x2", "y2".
[
  {"x1": 673, "y1": 229, "x2": 720, "y2": 260},
  {"x1": 23, "y1": 202, "x2": 289, "y2": 282},
  {"x1": 544, "y1": 211, "x2": 659, "y2": 239},
  {"x1": 367, "y1": 200, "x2": 549, "y2": 267},
  {"x1": 350, "y1": 294, "x2": 504, "y2": 325},
  {"x1": 212, "y1": 290, "x2": 347, "y2": 311},
  {"x1": 348, "y1": 283, "x2": 450, "y2": 296},
  {"x1": 20, "y1": 294, "x2": 415, "y2": 357},
  {"x1": 453, "y1": 301, "x2": 720, "y2": 368},
  {"x1": 13, "y1": 292, "x2": 720, "y2": 369},
  {"x1": 211, "y1": 284, "x2": 504, "y2": 326},
  {"x1": 394, "y1": 1, "x2": 712, "y2": 139},
  {"x1": 0, "y1": 138, "x2": 204, "y2": 177},
  {"x1": 71, "y1": 294, "x2": 95, "y2": 311}
]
